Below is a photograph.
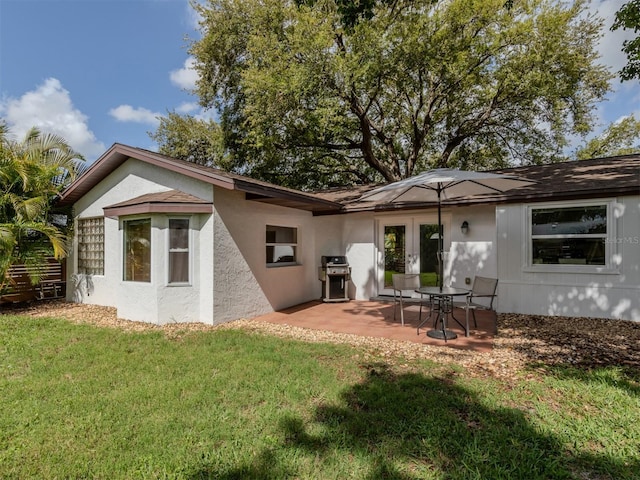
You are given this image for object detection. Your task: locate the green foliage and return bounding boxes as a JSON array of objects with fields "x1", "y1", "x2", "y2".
[
  {"x1": 0, "y1": 123, "x2": 84, "y2": 288},
  {"x1": 612, "y1": 0, "x2": 640, "y2": 81},
  {"x1": 149, "y1": 111, "x2": 230, "y2": 168},
  {"x1": 575, "y1": 115, "x2": 640, "y2": 159},
  {"x1": 295, "y1": 0, "x2": 397, "y2": 30},
  {"x1": 1, "y1": 316, "x2": 639, "y2": 478},
  {"x1": 179, "y1": 0, "x2": 612, "y2": 189}
]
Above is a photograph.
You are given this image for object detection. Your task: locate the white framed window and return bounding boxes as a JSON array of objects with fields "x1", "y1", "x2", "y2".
[
  {"x1": 528, "y1": 201, "x2": 613, "y2": 270},
  {"x1": 266, "y1": 225, "x2": 298, "y2": 266},
  {"x1": 77, "y1": 217, "x2": 104, "y2": 276},
  {"x1": 124, "y1": 218, "x2": 151, "y2": 282},
  {"x1": 168, "y1": 218, "x2": 190, "y2": 284}
]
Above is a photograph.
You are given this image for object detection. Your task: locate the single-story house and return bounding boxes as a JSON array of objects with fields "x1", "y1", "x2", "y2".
[{"x1": 57, "y1": 143, "x2": 640, "y2": 323}]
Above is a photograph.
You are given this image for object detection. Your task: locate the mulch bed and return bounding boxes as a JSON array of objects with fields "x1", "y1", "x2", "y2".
[{"x1": 2, "y1": 300, "x2": 639, "y2": 379}]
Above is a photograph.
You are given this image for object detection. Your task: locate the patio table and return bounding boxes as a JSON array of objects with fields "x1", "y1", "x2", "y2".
[{"x1": 416, "y1": 286, "x2": 469, "y2": 340}]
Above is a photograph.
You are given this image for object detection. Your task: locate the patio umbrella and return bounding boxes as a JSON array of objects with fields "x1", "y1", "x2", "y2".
[{"x1": 358, "y1": 168, "x2": 536, "y2": 289}]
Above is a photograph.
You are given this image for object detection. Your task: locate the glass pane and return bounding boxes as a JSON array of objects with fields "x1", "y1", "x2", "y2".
[
  {"x1": 419, "y1": 224, "x2": 440, "y2": 287},
  {"x1": 266, "y1": 225, "x2": 296, "y2": 243},
  {"x1": 266, "y1": 225, "x2": 297, "y2": 264},
  {"x1": 169, "y1": 252, "x2": 189, "y2": 283},
  {"x1": 532, "y1": 206, "x2": 606, "y2": 235},
  {"x1": 532, "y1": 238, "x2": 606, "y2": 265},
  {"x1": 275, "y1": 246, "x2": 295, "y2": 263},
  {"x1": 169, "y1": 219, "x2": 189, "y2": 249},
  {"x1": 384, "y1": 225, "x2": 405, "y2": 288},
  {"x1": 124, "y1": 219, "x2": 151, "y2": 282}
]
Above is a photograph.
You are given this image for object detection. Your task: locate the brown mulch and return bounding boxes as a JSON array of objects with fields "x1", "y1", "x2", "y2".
[{"x1": 2, "y1": 300, "x2": 639, "y2": 379}]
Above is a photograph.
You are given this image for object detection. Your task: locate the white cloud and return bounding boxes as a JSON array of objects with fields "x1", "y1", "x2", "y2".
[
  {"x1": 194, "y1": 108, "x2": 219, "y2": 122},
  {"x1": 572, "y1": 1, "x2": 640, "y2": 143},
  {"x1": 591, "y1": 0, "x2": 635, "y2": 74},
  {"x1": 171, "y1": 101, "x2": 220, "y2": 122},
  {"x1": 170, "y1": 57, "x2": 199, "y2": 90},
  {"x1": 186, "y1": 0, "x2": 204, "y2": 31},
  {"x1": 109, "y1": 105, "x2": 161, "y2": 126},
  {"x1": 176, "y1": 101, "x2": 199, "y2": 114},
  {"x1": 0, "y1": 78, "x2": 105, "y2": 159}
]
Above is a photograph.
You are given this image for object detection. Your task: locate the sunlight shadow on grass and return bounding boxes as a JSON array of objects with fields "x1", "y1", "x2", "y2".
[{"x1": 187, "y1": 361, "x2": 638, "y2": 479}]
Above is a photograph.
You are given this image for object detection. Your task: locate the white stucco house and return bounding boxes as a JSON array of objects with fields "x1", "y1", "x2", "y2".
[{"x1": 57, "y1": 144, "x2": 640, "y2": 323}]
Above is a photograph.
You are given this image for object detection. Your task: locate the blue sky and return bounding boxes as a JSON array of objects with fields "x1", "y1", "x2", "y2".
[{"x1": 1, "y1": 0, "x2": 639, "y2": 165}]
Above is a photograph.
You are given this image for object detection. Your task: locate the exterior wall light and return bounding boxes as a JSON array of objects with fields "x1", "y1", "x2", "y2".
[{"x1": 461, "y1": 221, "x2": 469, "y2": 235}]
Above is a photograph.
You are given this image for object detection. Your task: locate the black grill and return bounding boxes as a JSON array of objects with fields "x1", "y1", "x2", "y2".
[{"x1": 318, "y1": 255, "x2": 350, "y2": 302}]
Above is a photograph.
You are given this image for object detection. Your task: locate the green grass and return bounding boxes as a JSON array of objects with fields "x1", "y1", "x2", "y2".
[
  {"x1": 1, "y1": 315, "x2": 639, "y2": 479},
  {"x1": 384, "y1": 271, "x2": 439, "y2": 288}
]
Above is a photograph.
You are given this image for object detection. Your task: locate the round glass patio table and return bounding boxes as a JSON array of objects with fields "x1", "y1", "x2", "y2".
[{"x1": 415, "y1": 286, "x2": 469, "y2": 340}]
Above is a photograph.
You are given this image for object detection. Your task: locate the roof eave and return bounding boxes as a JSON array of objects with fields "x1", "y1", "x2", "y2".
[
  {"x1": 57, "y1": 144, "x2": 236, "y2": 207},
  {"x1": 339, "y1": 185, "x2": 640, "y2": 214},
  {"x1": 57, "y1": 143, "x2": 343, "y2": 213},
  {"x1": 103, "y1": 202, "x2": 214, "y2": 219}
]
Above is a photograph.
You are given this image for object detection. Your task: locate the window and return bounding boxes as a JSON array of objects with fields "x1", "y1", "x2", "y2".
[
  {"x1": 124, "y1": 219, "x2": 151, "y2": 282},
  {"x1": 168, "y1": 218, "x2": 189, "y2": 284},
  {"x1": 266, "y1": 225, "x2": 297, "y2": 265},
  {"x1": 530, "y1": 204, "x2": 608, "y2": 266},
  {"x1": 77, "y1": 217, "x2": 104, "y2": 275}
]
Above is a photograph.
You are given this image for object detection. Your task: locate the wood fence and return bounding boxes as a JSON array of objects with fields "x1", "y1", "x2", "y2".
[{"x1": 1, "y1": 259, "x2": 66, "y2": 304}]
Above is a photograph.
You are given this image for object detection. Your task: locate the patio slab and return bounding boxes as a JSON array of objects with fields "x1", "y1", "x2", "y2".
[{"x1": 255, "y1": 299, "x2": 496, "y2": 352}]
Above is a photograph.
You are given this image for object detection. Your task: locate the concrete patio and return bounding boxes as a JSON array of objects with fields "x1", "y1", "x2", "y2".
[{"x1": 255, "y1": 299, "x2": 496, "y2": 352}]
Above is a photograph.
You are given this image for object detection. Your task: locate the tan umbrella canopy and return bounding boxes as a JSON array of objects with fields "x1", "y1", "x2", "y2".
[{"x1": 358, "y1": 168, "x2": 536, "y2": 289}]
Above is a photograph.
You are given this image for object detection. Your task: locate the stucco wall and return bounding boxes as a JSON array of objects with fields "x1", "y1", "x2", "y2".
[
  {"x1": 210, "y1": 188, "x2": 334, "y2": 323},
  {"x1": 69, "y1": 158, "x2": 215, "y2": 324},
  {"x1": 496, "y1": 196, "x2": 640, "y2": 321},
  {"x1": 341, "y1": 212, "x2": 376, "y2": 300},
  {"x1": 68, "y1": 157, "x2": 349, "y2": 324},
  {"x1": 448, "y1": 206, "x2": 497, "y2": 289}
]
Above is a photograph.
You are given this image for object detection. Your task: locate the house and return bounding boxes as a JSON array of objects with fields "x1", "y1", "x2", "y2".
[{"x1": 57, "y1": 144, "x2": 640, "y2": 323}]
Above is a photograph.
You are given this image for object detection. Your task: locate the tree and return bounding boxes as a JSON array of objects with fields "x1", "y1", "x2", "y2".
[
  {"x1": 0, "y1": 124, "x2": 84, "y2": 290},
  {"x1": 149, "y1": 112, "x2": 230, "y2": 169},
  {"x1": 612, "y1": 0, "x2": 640, "y2": 81},
  {"x1": 181, "y1": 0, "x2": 611, "y2": 188},
  {"x1": 574, "y1": 115, "x2": 640, "y2": 159}
]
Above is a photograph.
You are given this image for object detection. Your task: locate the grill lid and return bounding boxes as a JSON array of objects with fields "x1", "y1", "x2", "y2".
[{"x1": 321, "y1": 255, "x2": 348, "y2": 266}]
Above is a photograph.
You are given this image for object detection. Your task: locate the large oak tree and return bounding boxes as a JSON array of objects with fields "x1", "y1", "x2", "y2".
[{"x1": 161, "y1": 0, "x2": 612, "y2": 189}]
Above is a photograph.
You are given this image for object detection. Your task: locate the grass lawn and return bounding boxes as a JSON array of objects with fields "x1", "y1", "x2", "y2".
[
  {"x1": 1, "y1": 314, "x2": 638, "y2": 479},
  {"x1": 384, "y1": 271, "x2": 439, "y2": 288}
]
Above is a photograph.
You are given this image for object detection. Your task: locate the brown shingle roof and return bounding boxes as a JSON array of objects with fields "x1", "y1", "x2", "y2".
[
  {"x1": 60, "y1": 144, "x2": 639, "y2": 216},
  {"x1": 102, "y1": 189, "x2": 213, "y2": 217},
  {"x1": 323, "y1": 155, "x2": 639, "y2": 213}
]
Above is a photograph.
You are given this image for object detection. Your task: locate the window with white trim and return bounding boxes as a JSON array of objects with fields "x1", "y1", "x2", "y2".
[
  {"x1": 124, "y1": 218, "x2": 151, "y2": 282},
  {"x1": 530, "y1": 203, "x2": 607, "y2": 266},
  {"x1": 168, "y1": 218, "x2": 190, "y2": 284},
  {"x1": 266, "y1": 225, "x2": 298, "y2": 266},
  {"x1": 77, "y1": 217, "x2": 104, "y2": 275}
]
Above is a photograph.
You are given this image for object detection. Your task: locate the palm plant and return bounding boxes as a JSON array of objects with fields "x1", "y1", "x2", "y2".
[{"x1": 0, "y1": 123, "x2": 84, "y2": 292}]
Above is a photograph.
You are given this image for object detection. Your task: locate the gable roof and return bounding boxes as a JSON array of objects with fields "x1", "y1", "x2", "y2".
[{"x1": 58, "y1": 143, "x2": 343, "y2": 213}]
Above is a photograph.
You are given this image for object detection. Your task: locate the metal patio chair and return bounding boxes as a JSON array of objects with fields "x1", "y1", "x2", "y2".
[
  {"x1": 454, "y1": 276, "x2": 498, "y2": 336},
  {"x1": 392, "y1": 273, "x2": 425, "y2": 326}
]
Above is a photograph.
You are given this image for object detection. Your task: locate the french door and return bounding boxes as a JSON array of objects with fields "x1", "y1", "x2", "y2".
[{"x1": 377, "y1": 215, "x2": 448, "y2": 296}]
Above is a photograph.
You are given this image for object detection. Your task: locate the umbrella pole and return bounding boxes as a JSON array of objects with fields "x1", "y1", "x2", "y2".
[{"x1": 438, "y1": 187, "x2": 443, "y2": 291}]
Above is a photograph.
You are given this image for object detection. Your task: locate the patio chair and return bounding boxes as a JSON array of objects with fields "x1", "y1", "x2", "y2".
[
  {"x1": 454, "y1": 276, "x2": 498, "y2": 336},
  {"x1": 392, "y1": 273, "x2": 423, "y2": 326}
]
